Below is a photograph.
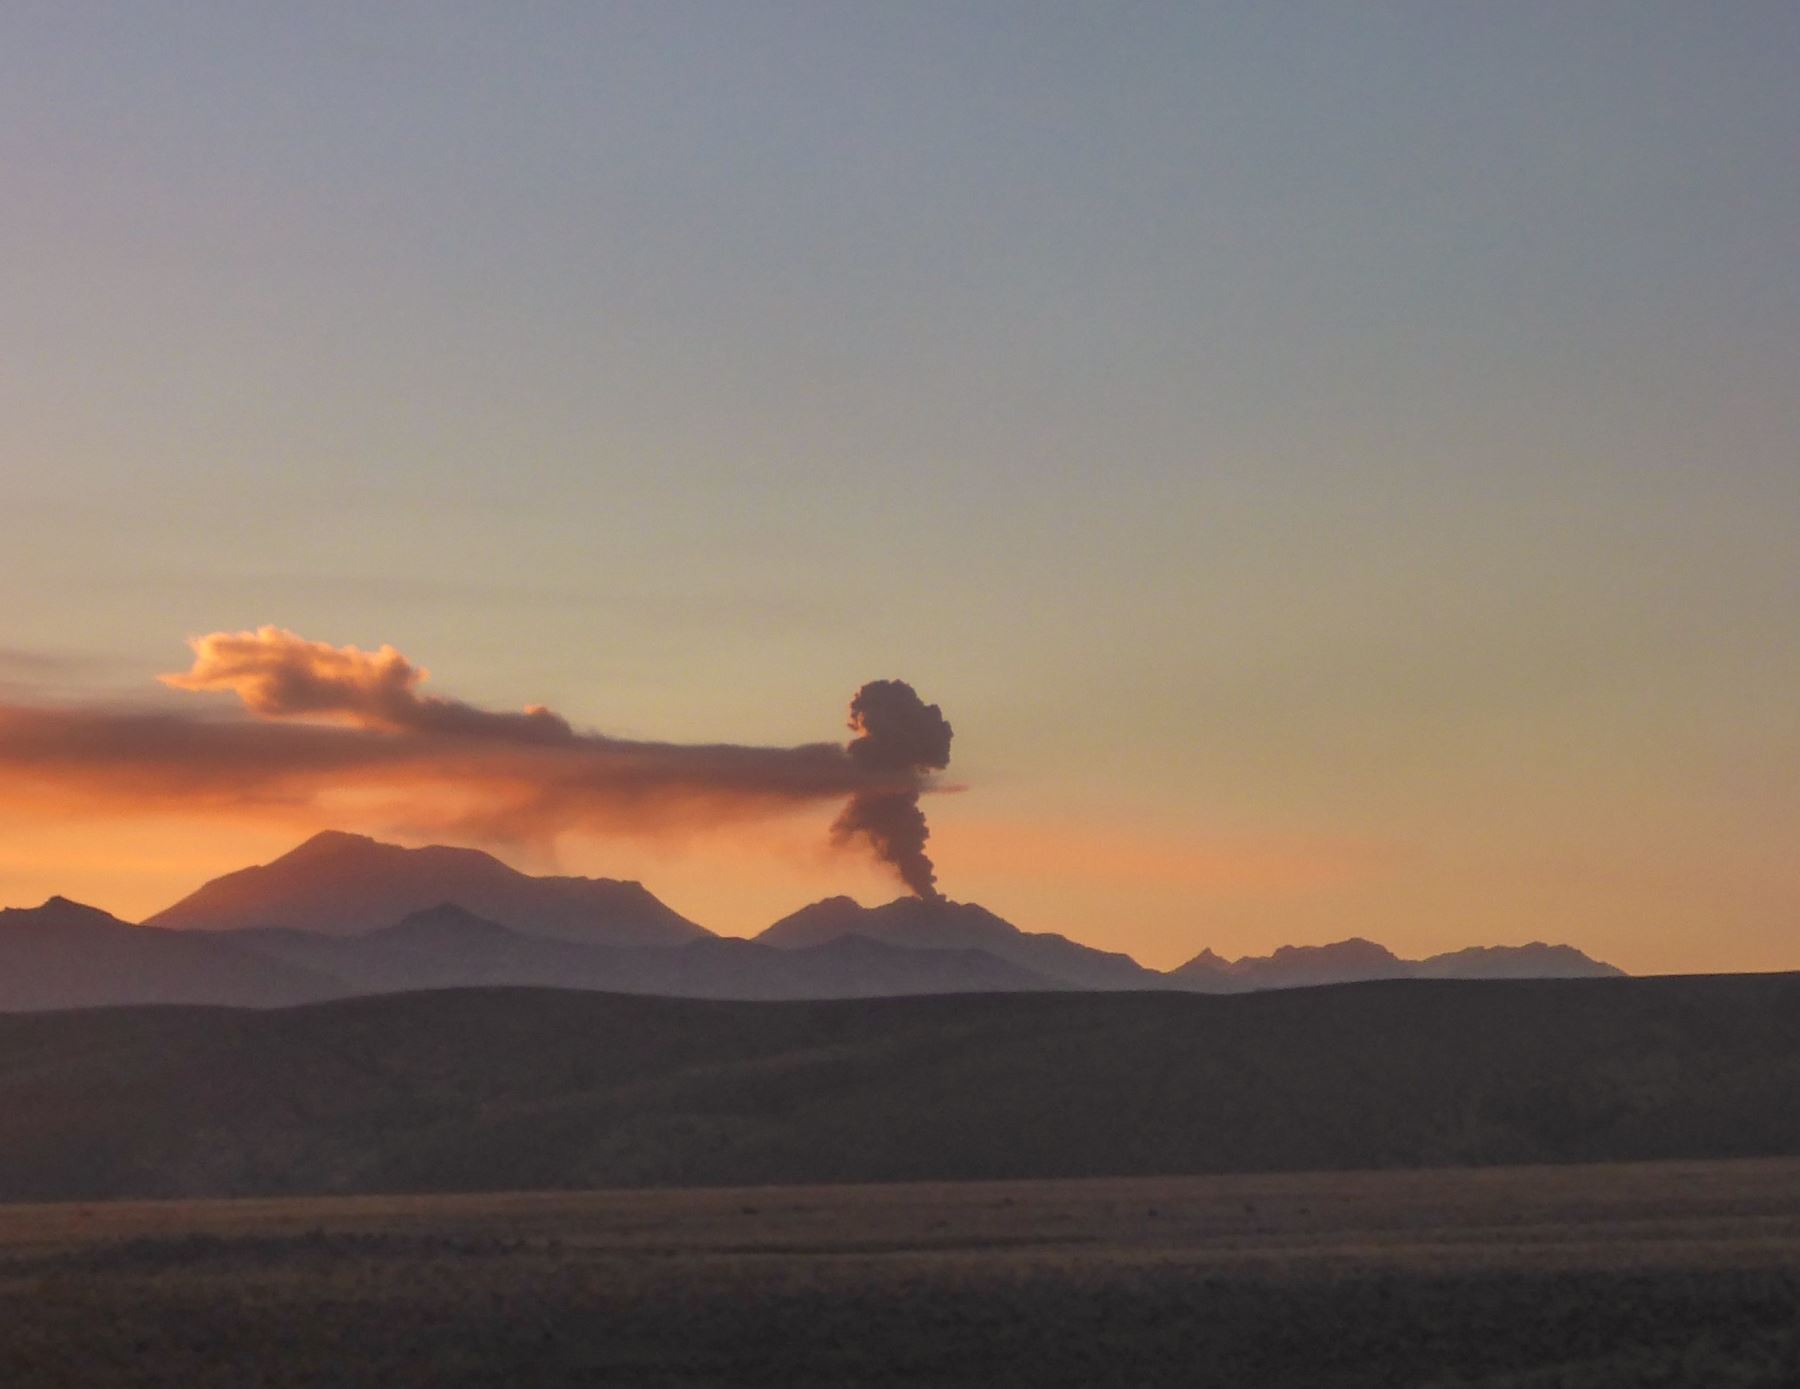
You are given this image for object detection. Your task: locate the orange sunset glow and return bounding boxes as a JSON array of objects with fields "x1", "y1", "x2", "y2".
[
  {"x1": 2, "y1": 4, "x2": 1796, "y2": 982},
  {"x1": 6, "y1": 10, "x2": 1800, "y2": 1384}
]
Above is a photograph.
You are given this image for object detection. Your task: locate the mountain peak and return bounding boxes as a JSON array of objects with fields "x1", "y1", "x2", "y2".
[
  {"x1": 374, "y1": 902, "x2": 519, "y2": 946},
  {"x1": 394, "y1": 901, "x2": 504, "y2": 928},
  {"x1": 277, "y1": 831, "x2": 503, "y2": 874},
  {"x1": 143, "y1": 831, "x2": 709, "y2": 946},
  {"x1": 1414, "y1": 942, "x2": 1624, "y2": 980},
  {"x1": 290, "y1": 829, "x2": 379, "y2": 855},
  {"x1": 2, "y1": 896, "x2": 128, "y2": 930},
  {"x1": 1172, "y1": 948, "x2": 1231, "y2": 976},
  {"x1": 757, "y1": 894, "x2": 1156, "y2": 990},
  {"x1": 1265, "y1": 938, "x2": 1403, "y2": 965}
]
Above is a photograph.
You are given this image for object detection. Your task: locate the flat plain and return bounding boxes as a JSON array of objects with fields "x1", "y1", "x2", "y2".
[{"x1": 3, "y1": 1157, "x2": 1798, "y2": 1387}]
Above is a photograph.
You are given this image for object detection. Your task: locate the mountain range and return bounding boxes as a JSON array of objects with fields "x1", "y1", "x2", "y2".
[
  {"x1": 0, "y1": 896, "x2": 341, "y2": 1012},
  {"x1": 0, "y1": 831, "x2": 1622, "y2": 1011},
  {"x1": 1169, "y1": 936, "x2": 1627, "y2": 991}
]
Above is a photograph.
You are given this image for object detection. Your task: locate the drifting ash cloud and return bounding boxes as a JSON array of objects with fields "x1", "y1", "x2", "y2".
[{"x1": 0, "y1": 628, "x2": 955, "y2": 895}]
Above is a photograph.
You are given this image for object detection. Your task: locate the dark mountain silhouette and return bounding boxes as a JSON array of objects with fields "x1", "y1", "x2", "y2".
[
  {"x1": 1173, "y1": 937, "x2": 1621, "y2": 991},
  {"x1": 375, "y1": 902, "x2": 519, "y2": 949},
  {"x1": 0, "y1": 898, "x2": 339, "y2": 1011},
  {"x1": 1173, "y1": 937, "x2": 1410, "y2": 990},
  {"x1": 1414, "y1": 942, "x2": 1627, "y2": 979},
  {"x1": 758, "y1": 895, "x2": 1158, "y2": 990},
  {"x1": 0, "y1": 973, "x2": 1794, "y2": 1201},
  {"x1": 224, "y1": 904, "x2": 1059, "y2": 1001},
  {"x1": 144, "y1": 831, "x2": 709, "y2": 945},
  {"x1": 6, "y1": 833, "x2": 1625, "y2": 1006}
]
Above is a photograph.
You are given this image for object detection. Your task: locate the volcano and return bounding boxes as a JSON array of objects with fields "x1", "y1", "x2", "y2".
[{"x1": 143, "y1": 831, "x2": 709, "y2": 946}]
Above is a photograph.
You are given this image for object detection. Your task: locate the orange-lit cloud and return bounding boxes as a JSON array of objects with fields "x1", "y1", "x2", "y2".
[
  {"x1": 160, "y1": 627, "x2": 572, "y2": 740},
  {"x1": 0, "y1": 629, "x2": 934, "y2": 855}
]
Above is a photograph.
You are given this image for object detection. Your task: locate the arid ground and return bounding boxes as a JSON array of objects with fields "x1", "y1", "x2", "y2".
[
  {"x1": 6, "y1": 979, "x2": 1800, "y2": 1201},
  {"x1": 3, "y1": 1157, "x2": 1797, "y2": 1387}
]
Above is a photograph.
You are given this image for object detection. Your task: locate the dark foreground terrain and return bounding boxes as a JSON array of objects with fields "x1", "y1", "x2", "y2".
[
  {"x1": 2, "y1": 1159, "x2": 1797, "y2": 1387},
  {"x1": 1, "y1": 974, "x2": 1798, "y2": 1200}
]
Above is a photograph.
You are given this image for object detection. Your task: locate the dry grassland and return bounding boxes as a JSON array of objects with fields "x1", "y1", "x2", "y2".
[{"x1": 3, "y1": 1157, "x2": 1798, "y2": 1387}]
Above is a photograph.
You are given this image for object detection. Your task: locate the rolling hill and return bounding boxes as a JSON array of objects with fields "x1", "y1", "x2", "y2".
[{"x1": 0, "y1": 973, "x2": 1794, "y2": 1201}]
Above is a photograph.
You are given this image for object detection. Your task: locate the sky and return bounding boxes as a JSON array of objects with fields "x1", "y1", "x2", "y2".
[{"x1": 2, "y1": 2, "x2": 1796, "y2": 973}]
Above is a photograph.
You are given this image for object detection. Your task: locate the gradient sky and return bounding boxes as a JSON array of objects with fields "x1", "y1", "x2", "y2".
[{"x1": 3, "y1": 3, "x2": 1797, "y2": 972}]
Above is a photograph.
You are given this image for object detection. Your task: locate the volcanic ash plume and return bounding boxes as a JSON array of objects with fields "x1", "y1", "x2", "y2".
[
  {"x1": 0, "y1": 630, "x2": 961, "y2": 887},
  {"x1": 831, "y1": 679, "x2": 954, "y2": 900}
]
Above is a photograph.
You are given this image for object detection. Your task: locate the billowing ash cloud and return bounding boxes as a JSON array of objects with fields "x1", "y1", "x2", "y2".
[
  {"x1": 831, "y1": 679, "x2": 954, "y2": 900},
  {"x1": 0, "y1": 629, "x2": 953, "y2": 889}
]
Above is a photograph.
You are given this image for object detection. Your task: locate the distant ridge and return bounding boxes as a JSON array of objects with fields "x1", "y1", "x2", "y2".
[
  {"x1": 1172, "y1": 938, "x2": 1622, "y2": 991},
  {"x1": 757, "y1": 896, "x2": 1159, "y2": 990},
  {"x1": 1413, "y1": 943, "x2": 1627, "y2": 980},
  {"x1": 224, "y1": 905, "x2": 1060, "y2": 1002},
  {"x1": 144, "y1": 831, "x2": 710, "y2": 946},
  {"x1": 0, "y1": 898, "x2": 338, "y2": 1011}
]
